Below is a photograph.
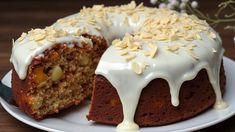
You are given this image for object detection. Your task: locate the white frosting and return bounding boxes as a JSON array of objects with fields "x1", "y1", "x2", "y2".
[
  {"x1": 52, "y1": 11, "x2": 141, "y2": 45},
  {"x1": 96, "y1": 33, "x2": 227, "y2": 130},
  {"x1": 10, "y1": 34, "x2": 92, "y2": 79},
  {"x1": 10, "y1": 2, "x2": 227, "y2": 131}
]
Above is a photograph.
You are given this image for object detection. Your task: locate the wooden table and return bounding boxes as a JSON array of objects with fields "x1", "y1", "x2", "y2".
[{"x1": 0, "y1": 0, "x2": 235, "y2": 131}]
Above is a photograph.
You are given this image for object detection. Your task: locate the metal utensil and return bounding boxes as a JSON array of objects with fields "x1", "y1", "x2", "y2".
[{"x1": 0, "y1": 81, "x2": 13, "y2": 103}]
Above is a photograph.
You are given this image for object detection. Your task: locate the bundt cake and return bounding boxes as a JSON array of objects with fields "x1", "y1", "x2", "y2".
[{"x1": 10, "y1": 1, "x2": 227, "y2": 131}]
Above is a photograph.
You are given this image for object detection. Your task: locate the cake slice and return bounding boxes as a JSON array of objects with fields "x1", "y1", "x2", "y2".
[{"x1": 11, "y1": 30, "x2": 107, "y2": 119}]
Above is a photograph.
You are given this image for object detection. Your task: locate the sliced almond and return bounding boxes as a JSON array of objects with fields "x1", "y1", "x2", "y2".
[
  {"x1": 18, "y1": 32, "x2": 27, "y2": 42},
  {"x1": 186, "y1": 49, "x2": 199, "y2": 60},
  {"x1": 112, "y1": 39, "x2": 121, "y2": 45},
  {"x1": 148, "y1": 43, "x2": 158, "y2": 58},
  {"x1": 166, "y1": 44, "x2": 180, "y2": 53},
  {"x1": 212, "y1": 48, "x2": 217, "y2": 53},
  {"x1": 57, "y1": 18, "x2": 65, "y2": 23},
  {"x1": 119, "y1": 50, "x2": 128, "y2": 56},
  {"x1": 125, "y1": 54, "x2": 136, "y2": 61},
  {"x1": 92, "y1": 5, "x2": 104, "y2": 11},
  {"x1": 29, "y1": 29, "x2": 46, "y2": 41},
  {"x1": 140, "y1": 32, "x2": 153, "y2": 39},
  {"x1": 196, "y1": 34, "x2": 201, "y2": 40},
  {"x1": 131, "y1": 14, "x2": 139, "y2": 23},
  {"x1": 131, "y1": 62, "x2": 142, "y2": 75},
  {"x1": 208, "y1": 31, "x2": 216, "y2": 39}
]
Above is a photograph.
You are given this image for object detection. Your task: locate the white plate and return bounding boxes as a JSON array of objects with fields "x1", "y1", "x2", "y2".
[{"x1": 1, "y1": 57, "x2": 235, "y2": 132}]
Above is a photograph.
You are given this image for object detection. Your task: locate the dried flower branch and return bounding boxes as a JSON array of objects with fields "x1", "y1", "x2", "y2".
[
  {"x1": 150, "y1": 0, "x2": 235, "y2": 43},
  {"x1": 186, "y1": 0, "x2": 235, "y2": 27}
]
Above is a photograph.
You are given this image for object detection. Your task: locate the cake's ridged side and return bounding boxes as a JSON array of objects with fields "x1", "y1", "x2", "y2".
[
  {"x1": 87, "y1": 63, "x2": 225, "y2": 126},
  {"x1": 12, "y1": 35, "x2": 108, "y2": 120}
]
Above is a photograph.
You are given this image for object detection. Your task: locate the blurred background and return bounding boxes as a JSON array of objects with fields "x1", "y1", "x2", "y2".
[{"x1": 0, "y1": 0, "x2": 235, "y2": 131}]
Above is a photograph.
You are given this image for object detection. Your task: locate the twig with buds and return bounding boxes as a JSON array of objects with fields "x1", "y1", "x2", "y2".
[{"x1": 150, "y1": 0, "x2": 235, "y2": 43}]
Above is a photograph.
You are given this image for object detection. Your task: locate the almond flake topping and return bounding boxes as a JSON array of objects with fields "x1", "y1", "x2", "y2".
[
  {"x1": 57, "y1": 18, "x2": 65, "y2": 23},
  {"x1": 145, "y1": 43, "x2": 158, "y2": 58},
  {"x1": 142, "y1": 62, "x2": 149, "y2": 70},
  {"x1": 119, "y1": 50, "x2": 128, "y2": 56},
  {"x1": 28, "y1": 28, "x2": 46, "y2": 41},
  {"x1": 186, "y1": 44, "x2": 197, "y2": 50},
  {"x1": 76, "y1": 27, "x2": 88, "y2": 36},
  {"x1": 212, "y1": 48, "x2": 217, "y2": 53},
  {"x1": 125, "y1": 54, "x2": 136, "y2": 61},
  {"x1": 18, "y1": 32, "x2": 27, "y2": 42},
  {"x1": 186, "y1": 49, "x2": 199, "y2": 60},
  {"x1": 12, "y1": 39, "x2": 15, "y2": 45},
  {"x1": 165, "y1": 44, "x2": 180, "y2": 53},
  {"x1": 92, "y1": 5, "x2": 104, "y2": 11},
  {"x1": 131, "y1": 14, "x2": 139, "y2": 23},
  {"x1": 16, "y1": 27, "x2": 71, "y2": 44},
  {"x1": 14, "y1": 1, "x2": 217, "y2": 75},
  {"x1": 208, "y1": 31, "x2": 217, "y2": 39},
  {"x1": 131, "y1": 61, "x2": 143, "y2": 75}
]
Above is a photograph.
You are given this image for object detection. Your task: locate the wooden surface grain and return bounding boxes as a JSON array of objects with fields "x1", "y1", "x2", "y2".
[{"x1": 0, "y1": 0, "x2": 235, "y2": 131}]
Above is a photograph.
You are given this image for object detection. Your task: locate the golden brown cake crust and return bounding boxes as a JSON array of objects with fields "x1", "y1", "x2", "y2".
[
  {"x1": 87, "y1": 63, "x2": 226, "y2": 126},
  {"x1": 12, "y1": 69, "x2": 34, "y2": 117}
]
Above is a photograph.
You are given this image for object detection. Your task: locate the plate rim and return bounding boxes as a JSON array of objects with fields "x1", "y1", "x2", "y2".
[
  {"x1": 1, "y1": 56, "x2": 235, "y2": 132},
  {"x1": 0, "y1": 99, "x2": 63, "y2": 132}
]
